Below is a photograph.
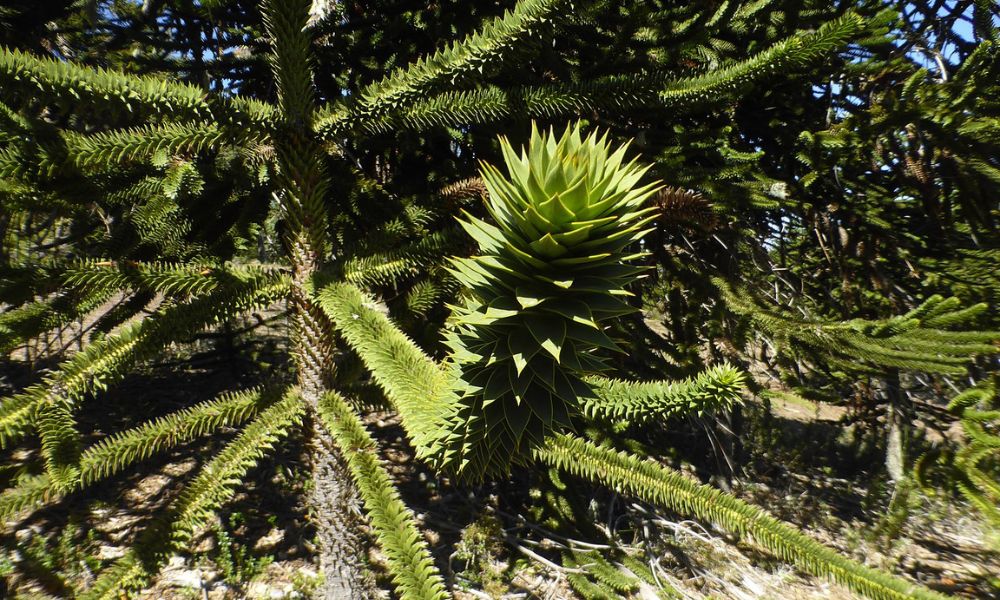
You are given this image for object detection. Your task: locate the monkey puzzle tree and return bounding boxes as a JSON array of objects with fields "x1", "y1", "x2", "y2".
[
  {"x1": 315, "y1": 123, "x2": 951, "y2": 600},
  {"x1": 0, "y1": 1, "x2": 988, "y2": 599}
]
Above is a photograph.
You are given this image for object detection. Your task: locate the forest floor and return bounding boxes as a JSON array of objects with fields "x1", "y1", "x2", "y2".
[{"x1": 1, "y1": 321, "x2": 998, "y2": 599}]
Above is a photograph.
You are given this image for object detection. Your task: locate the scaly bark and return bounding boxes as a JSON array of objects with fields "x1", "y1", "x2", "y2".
[
  {"x1": 290, "y1": 261, "x2": 375, "y2": 599},
  {"x1": 265, "y1": 0, "x2": 376, "y2": 595}
]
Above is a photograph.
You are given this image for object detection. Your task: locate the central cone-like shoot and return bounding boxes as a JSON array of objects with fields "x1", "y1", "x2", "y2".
[{"x1": 438, "y1": 123, "x2": 661, "y2": 478}]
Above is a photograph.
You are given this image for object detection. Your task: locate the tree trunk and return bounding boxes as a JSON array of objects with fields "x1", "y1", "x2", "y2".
[
  {"x1": 304, "y1": 406, "x2": 373, "y2": 599},
  {"x1": 291, "y1": 279, "x2": 375, "y2": 599},
  {"x1": 264, "y1": 1, "x2": 376, "y2": 592},
  {"x1": 884, "y1": 369, "x2": 909, "y2": 484}
]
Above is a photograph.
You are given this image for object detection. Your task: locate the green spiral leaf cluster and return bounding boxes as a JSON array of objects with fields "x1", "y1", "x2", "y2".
[{"x1": 438, "y1": 123, "x2": 661, "y2": 478}]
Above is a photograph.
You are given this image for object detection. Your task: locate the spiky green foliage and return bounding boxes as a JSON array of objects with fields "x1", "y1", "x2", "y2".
[
  {"x1": 316, "y1": 281, "x2": 454, "y2": 463},
  {"x1": 620, "y1": 554, "x2": 682, "y2": 598},
  {"x1": 60, "y1": 259, "x2": 284, "y2": 298},
  {"x1": 64, "y1": 124, "x2": 256, "y2": 172},
  {"x1": 3, "y1": 261, "x2": 277, "y2": 335},
  {"x1": 3, "y1": 2, "x2": 995, "y2": 598},
  {"x1": 0, "y1": 270, "x2": 288, "y2": 449},
  {"x1": 326, "y1": 181, "x2": 473, "y2": 327},
  {"x1": 334, "y1": 11, "x2": 877, "y2": 136},
  {"x1": 719, "y1": 281, "x2": 998, "y2": 376},
  {"x1": 81, "y1": 387, "x2": 277, "y2": 483},
  {"x1": 321, "y1": 119, "x2": 966, "y2": 600},
  {"x1": 341, "y1": 230, "x2": 463, "y2": 289},
  {"x1": 319, "y1": 279, "x2": 748, "y2": 466},
  {"x1": 259, "y1": 3, "x2": 382, "y2": 595},
  {"x1": 0, "y1": 387, "x2": 275, "y2": 521},
  {"x1": 438, "y1": 123, "x2": 660, "y2": 477},
  {"x1": 364, "y1": 0, "x2": 562, "y2": 105},
  {"x1": 917, "y1": 381, "x2": 1000, "y2": 527},
  {"x1": 0, "y1": 284, "x2": 114, "y2": 354},
  {"x1": 80, "y1": 391, "x2": 303, "y2": 599},
  {"x1": 537, "y1": 433, "x2": 950, "y2": 600},
  {"x1": 262, "y1": 0, "x2": 330, "y2": 266},
  {"x1": 1, "y1": 259, "x2": 248, "y2": 320},
  {"x1": 0, "y1": 46, "x2": 274, "y2": 125},
  {"x1": 0, "y1": 123, "x2": 254, "y2": 181},
  {"x1": 563, "y1": 549, "x2": 668, "y2": 599},
  {"x1": 322, "y1": 251, "x2": 951, "y2": 600},
  {"x1": 317, "y1": 391, "x2": 450, "y2": 600},
  {"x1": 10, "y1": 271, "x2": 284, "y2": 489},
  {"x1": 659, "y1": 11, "x2": 873, "y2": 104},
  {"x1": 922, "y1": 248, "x2": 1000, "y2": 313},
  {"x1": 316, "y1": 0, "x2": 566, "y2": 136},
  {"x1": 582, "y1": 364, "x2": 745, "y2": 423}
]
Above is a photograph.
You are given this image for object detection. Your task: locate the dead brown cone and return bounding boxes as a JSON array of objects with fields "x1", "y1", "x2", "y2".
[
  {"x1": 656, "y1": 186, "x2": 718, "y2": 230},
  {"x1": 438, "y1": 176, "x2": 487, "y2": 206}
]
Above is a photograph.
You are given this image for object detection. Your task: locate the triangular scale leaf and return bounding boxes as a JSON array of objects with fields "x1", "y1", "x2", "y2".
[
  {"x1": 525, "y1": 313, "x2": 566, "y2": 361},
  {"x1": 541, "y1": 299, "x2": 600, "y2": 329},
  {"x1": 507, "y1": 329, "x2": 538, "y2": 375},
  {"x1": 515, "y1": 287, "x2": 550, "y2": 309},
  {"x1": 566, "y1": 321, "x2": 620, "y2": 352}
]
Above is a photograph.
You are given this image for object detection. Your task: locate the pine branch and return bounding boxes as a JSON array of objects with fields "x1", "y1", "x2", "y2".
[
  {"x1": 117, "y1": 170, "x2": 205, "y2": 258},
  {"x1": 315, "y1": 281, "x2": 454, "y2": 463},
  {"x1": 36, "y1": 398, "x2": 81, "y2": 487},
  {"x1": 320, "y1": 79, "x2": 651, "y2": 137},
  {"x1": 341, "y1": 229, "x2": 463, "y2": 289},
  {"x1": 717, "y1": 280, "x2": 999, "y2": 376},
  {"x1": 0, "y1": 387, "x2": 276, "y2": 522},
  {"x1": 316, "y1": 0, "x2": 566, "y2": 136},
  {"x1": 403, "y1": 277, "x2": 457, "y2": 319},
  {"x1": 944, "y1": 382, "x2": 1000, "y2": 527},
  {"x1": 1, "y1": 122, "x2": 255, "y2": 181},
  {"x1": 920, "y1": 248, "x2": 1000, "y2": 308},
  {"x1": 81, "y1": 391, "x2": 303, "y2": 599},
  {"x1": 563, "y1": 550, "x2": 644, "y2": 598},
  {"x1": 67, "y1": 123, "x2": 256, "y2": 171},
  {"x1": 0, "y1": 473, "x2": 68, "y2": 529},
  {"x1": 317, "y1": 391, "x2": 450, "y2": 600},
  {"x1": 319, "y1": 12, "x2": 873, "y2": 137},
  {"x1": 0, "y1": 99, "x2": 30, "y2": 140},
  {"x1": 582, "y1": 364, "x2": 745, "y2": 424},
  {"x1": 537, "y1": 433, "x2": 950, "y2": 600},
  {"x1": 657, "y1": 12, "x2": 870, "y2": 104},
  {"x1": 61, "y1": 259, "x2": 286, "y2": 298},
  {"x1": 0, "y1": 271, "x2": 289, "y2": 449},
  {"x1": 620, "y1": 554, "x2": 681, "y2": 599},
  {"x1": 4, "y1": 259, "x2": 260, "y2": 317},
  {"x1": 79, "y1": 387, "x2": 279, "y2": 485},
  {"x1": 101, "y1": 175, "x2": 164, "y2": 207},
  {"x1": 0, "y1": 46, "x2": 275, "y2": 127},
  {"x1": 0, "y1": 285, "x2": 115, "y2": 355}
]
